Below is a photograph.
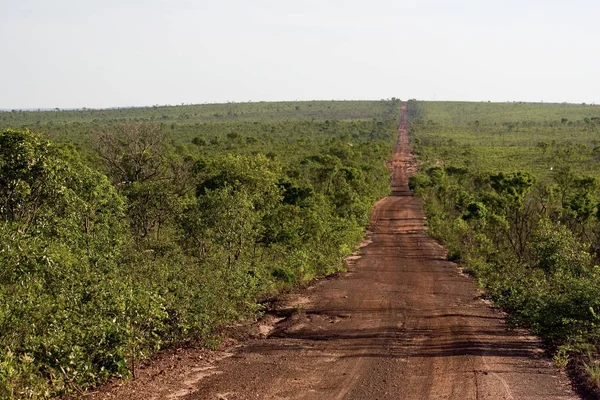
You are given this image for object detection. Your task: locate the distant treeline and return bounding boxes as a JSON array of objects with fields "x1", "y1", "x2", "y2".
[{"x1": 0, "y1": 99, "x2": 401, "y2": 126}]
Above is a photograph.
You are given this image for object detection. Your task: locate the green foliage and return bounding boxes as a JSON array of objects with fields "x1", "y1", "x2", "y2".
[
  {"x1": 408, "y1": 173, "x2": 431, "y2": 192},
  {"x1": 490, "y1": 172, "x2": 535, "y2": 205},
  {"x1": 426, "y1": 166, "x2": 446, "y2": 186},
  {"x1": 532, "y1": 219, "x2": 593, "y2": 276},
  {"x1": 0, "y1": 100, "x2": 397, "y2": 398},
  {"x1": 463, "y1": 202, "x2": 487, "y2": 222},
  {"x1": 0, "y1": 129, "x2": 129, "y2": 398}
]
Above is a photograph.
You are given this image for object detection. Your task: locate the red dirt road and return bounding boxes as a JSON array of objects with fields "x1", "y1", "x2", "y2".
[{"x1": 93, "y1": 104, "x2": 579, "y2": 399}]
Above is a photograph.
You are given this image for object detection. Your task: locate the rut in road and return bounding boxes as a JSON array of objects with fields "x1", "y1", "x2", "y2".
[{"x1": 149, "y1": 103, "x2": 578, "y2": 399}]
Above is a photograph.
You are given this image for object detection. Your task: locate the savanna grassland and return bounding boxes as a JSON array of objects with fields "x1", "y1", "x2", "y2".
[
  {"x1": 409, "y1": 100, "x2": 600, "y2": 392},
  {"x1": 0, "y1": 100, "x2": 399, "y2": 399}
]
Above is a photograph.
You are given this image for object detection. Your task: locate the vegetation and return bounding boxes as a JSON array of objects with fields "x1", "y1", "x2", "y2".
[
  {"x1": 408, "y1": 100, "x2": 600, "y2": 391},
  {"x1": 0, "y1": 100, "x2": 399, "y2": 398}
]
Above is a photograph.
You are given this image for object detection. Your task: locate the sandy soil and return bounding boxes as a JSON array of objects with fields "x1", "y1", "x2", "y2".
[{"x1": 89, "y1": 103, "x2": 579, "y2": 400}]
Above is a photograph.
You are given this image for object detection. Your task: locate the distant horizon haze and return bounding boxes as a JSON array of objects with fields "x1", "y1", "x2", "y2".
[{"x1": 2, "y1": 0, "x2": 599, "y2": 109}]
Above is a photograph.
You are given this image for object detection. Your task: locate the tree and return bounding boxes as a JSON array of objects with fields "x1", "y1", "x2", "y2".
[
  {"x1": 93, "y1": 123, "x2": 166, "y2": 187},
  {"x1": 488, "y1": 171, "x2": 536, "y2": 260},
  {"x1": 93, "y1": 123, "x2": 195, "y2": 239},
  {"x1": 0, "y1": 129, "x2": 124, "y2": 245}
]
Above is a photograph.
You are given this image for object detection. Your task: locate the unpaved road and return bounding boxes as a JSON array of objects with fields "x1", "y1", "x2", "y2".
[{"x1": 93, "y1": 104, "x2": 578, "y2": 400}]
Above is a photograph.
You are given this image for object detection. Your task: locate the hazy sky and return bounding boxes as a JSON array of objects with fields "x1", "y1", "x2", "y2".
[{"x1": 1, "y1": 0, "x2": 599, "y2": 108}]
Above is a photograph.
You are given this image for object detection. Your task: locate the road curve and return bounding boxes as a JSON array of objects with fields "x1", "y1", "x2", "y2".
[{"x1": 176, "y1": 104, "x2": 578, "y2": 399}]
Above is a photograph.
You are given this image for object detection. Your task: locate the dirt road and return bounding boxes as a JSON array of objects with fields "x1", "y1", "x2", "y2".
[{"x1": 95, "y1": 103, "x2": 578, "y2": 399}]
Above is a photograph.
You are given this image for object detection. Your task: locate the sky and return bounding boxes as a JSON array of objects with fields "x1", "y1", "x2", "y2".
[{"x1": 1, "y1": 0, "x2": 599, "y2": 109}]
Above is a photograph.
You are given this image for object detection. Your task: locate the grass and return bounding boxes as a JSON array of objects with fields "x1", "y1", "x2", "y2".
[
  {"x1": 412, "y1": 101, "x2": 600, "y2": 181},
  {"x1": 584, "y1": 356, "x2": 600, "y2": 389}
]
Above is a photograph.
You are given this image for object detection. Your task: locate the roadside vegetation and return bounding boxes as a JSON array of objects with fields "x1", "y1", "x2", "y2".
[
  {"x1": 408, "y1": 100, "x2": 600, "y2": 393},
  {"x1": 0, "y1": 100, "x2": 399, "y2": 399}
]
